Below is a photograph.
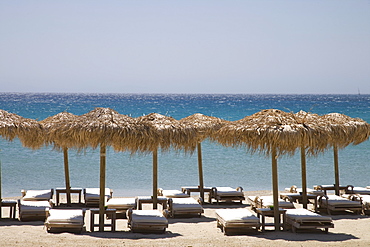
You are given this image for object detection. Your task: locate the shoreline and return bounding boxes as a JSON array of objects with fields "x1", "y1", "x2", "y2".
[{"x1": 1, "y1": 190, "x2": 370, "y2": 246}]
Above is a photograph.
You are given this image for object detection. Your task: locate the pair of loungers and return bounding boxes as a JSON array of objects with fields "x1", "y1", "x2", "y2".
[
  {"x1": 18, "y1": 189, "x2": 54, "y2": 221},
  {"x1": 18, "y1": 189, "x2": 86, "y2": 232},
  {"x1": 215, "y1": 207, "x2": 334, "y2": 235},
  {"x1": 159, "y1": 186, "x2": 245, "y2": 204}
]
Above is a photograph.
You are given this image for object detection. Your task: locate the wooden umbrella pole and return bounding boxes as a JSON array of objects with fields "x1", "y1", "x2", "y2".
[
  {"x1": 63, "y1": 148, "x2": 71, "y2": 206},
  {"x1": 197, "y1": 142, "x2": 205, "y2": 201},
  {"x1": 300, "y1": 145, "x2": 308, "y2": 209},
  {"x1": 99, "y1": 144, "x2": 106, "y2": 232},
  {"x1": 153, "y1": 148, "x2": 158, "y2": 210},
  {"x1": 333, "y1": 145, "x2": 340, "y2": 196},
  {"x1": 271, "y1": 146, "x2": 280, "y2": 231}
]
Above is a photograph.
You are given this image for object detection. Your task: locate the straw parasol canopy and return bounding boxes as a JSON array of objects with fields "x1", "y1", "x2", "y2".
[
  {"x1": 56, "y1": 107, "x2": 141, "y2": 231},
  {"x1": 136, "y1": 113, "x2": 196, "y2": 208},
  {"x1": 214, "y1": 109, "x2": 334, "y2": 230},
  {"x1": 320, "y1": 112, "x2": 370, "y2": 195},
  {"x1": 294, "y1": 110, "x2": 333, "y2": 208},
  {"x1": 40, "y1": 112, "x2": 80, "y2": 205},
  {"x1": 0, "y1": 109, "x2": 43, "y2": 149},
  {"x1": 0, "y1": 109, "x2": 43, "y2": 211},
  {"x1": 180, "y1": 113, "x2": 228, "y2": 200}
]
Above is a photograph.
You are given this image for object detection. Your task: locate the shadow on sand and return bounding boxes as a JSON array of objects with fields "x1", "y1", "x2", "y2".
[
  {"x1": 0, "y1": 218, "x2": 44, "y2": 227},
  {"x1": 81, "y1": 230, "x2": 182, "y2": 240},
  {"x1": 253, "y1": 229, "x2": 358, "y2": 242}
]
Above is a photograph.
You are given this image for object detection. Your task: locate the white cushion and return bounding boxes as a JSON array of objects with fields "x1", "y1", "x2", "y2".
[
  {"x1": 20, "y1": 200, "x2": 51, "y2": 211},
  {"x1": 326, "y1": 195, "x2": 362, "y2": 207},
  {"x1": 130, "y1": 210, "x2": 168, "y2": 224},
  {"x1": 259, "y1": 196, "x2": 294, "y2": 208},
  {"x1": 85, "y1": 188, "x2": 111, "y2": 199},
  {"x1": 351, "y1": 187, "x2": 370, "y2": 195},
  {"x1": 216, "y1": 209, "x2": 259, "y2": 224},
  {"x1": 214, "y1": 187, "x2": 243, "y2": 197},
  {"x1": 162, "y1": 190, "x2": 189, "y2": 198},
  {"x1": 285, "y1": 208, "x2": 332, "y2": 222},
  {"x1": 106, "y1": 198, "x2": 136, "y2": 209},
  {"x1": 46, "y1": 209, "x2": 84, "y2": 224},
  {"x1": 23, "y1": 190, "x2": 52, "y2": 201},
  {"x1": 171, "y1": 198, "x2": 202, "y2": 210}
]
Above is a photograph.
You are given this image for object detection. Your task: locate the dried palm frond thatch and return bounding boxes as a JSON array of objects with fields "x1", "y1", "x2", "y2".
[
  {"x1": 0, "y1": 109, "x2": 43, "y2": 149},
  {"x1": 179, "y1": 113, "x2": 228, "y2": 200},
  {"x1": 137, "y1": 113, "x2": 197, "y2": 153}
]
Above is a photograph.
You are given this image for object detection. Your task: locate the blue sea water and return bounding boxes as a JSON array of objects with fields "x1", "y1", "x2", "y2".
[{"x1": 0, "y1": 93, "x2": 369, "y2": 198}]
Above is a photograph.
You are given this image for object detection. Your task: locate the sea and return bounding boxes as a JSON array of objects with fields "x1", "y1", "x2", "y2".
[{"x1": 0, "y1": 93, "x2": 369, "y2": 198}]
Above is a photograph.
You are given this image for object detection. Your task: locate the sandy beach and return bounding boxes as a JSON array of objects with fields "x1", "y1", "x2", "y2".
[{"x1": 1, "y1": 190, "x2": 370, "y2": 247}]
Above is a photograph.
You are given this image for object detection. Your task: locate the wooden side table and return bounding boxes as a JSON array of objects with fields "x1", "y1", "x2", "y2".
[
  {"x1": 256, "y1": 208, "x2": 286, "y2": 231},
  {"x1": 55, "y1": 188, "x2": 83, "y2": 206},
  {"x1": 136, "y1": 196, "x2": 168, "y2": 210},
  {"x1": 0, "y1": 200, "x2": 17, "y2": 219},
  {"x1": 90, "y1": 208, "x2": 116, "y2": 232}
]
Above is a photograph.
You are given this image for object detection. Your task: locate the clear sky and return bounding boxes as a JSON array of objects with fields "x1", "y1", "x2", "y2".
[{"x1": 0, "y1": 0, "x2": 369, "y2": 94}]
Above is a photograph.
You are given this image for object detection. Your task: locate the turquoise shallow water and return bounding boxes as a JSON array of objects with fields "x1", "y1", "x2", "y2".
[{"x1": 0, "y1": 93, "x2": 369, "y2": 197}]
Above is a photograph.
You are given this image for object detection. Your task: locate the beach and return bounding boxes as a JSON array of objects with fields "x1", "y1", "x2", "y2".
[{"x1": 1, "y1": 190, "x2": 370, "y2": 247}]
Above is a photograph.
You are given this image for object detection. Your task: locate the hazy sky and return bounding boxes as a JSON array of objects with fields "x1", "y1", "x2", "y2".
[{"x1": 1, "y1": 1, "x2": 369, "y2": 94}]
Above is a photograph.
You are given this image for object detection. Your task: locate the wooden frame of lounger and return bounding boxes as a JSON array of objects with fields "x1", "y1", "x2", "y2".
[
  {"x1": 44, "y1": 209, "x2": 86, "y2": 233},
  {"x1": 167, "y1": 198, "x2": 204, "y2": 218},
  {"x1": 216, "y1": 209, "x2": 261, "y2": 235},
  {"x1": 18, "y1": 199, "x2": 54, "y2": 221},
  {"x1": 284, "y1": 209, "x2": 334, "y2": 233},
  {"x1": 318, "y1": 195, "x2": 363, "y2": 215},
  {"x1": 127, "y1": 208, "x2": 168, "y2": 233},
  {"x1": 344, "y1": 194, "x2": 370, "y2": 215},
  {"x1": 18, "y1": 189, "x2": 54, "y2": 221},
  {"x1": 83, "y1": 188, "x2": 113, "y2": 207},
  {"x1": 209, "y1": 187, "x2": 245, "y2": 204}
]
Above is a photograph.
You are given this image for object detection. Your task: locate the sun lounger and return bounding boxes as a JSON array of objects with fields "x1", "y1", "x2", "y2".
[
  {"x1": 127, "y1": 209, "x2": 168, "y2": 233},
  {"x1": 285, "y1": 185, "x2": 324, "y2": 196},
  {"x1": 106, "y1": 197, "x2": 136, "y2": 218},
  {"x1": 318, "y1": 195, "x2": 362, "y2": 215},
  {"x1": 21, "y1": 189, "x2": 53, "y2": 201},
  {"x1": 18, "y1": 189, "x2": 54, "y2": 221},
  {"x1": 247, "y1": 195, "x2": 294, "y2": 211},
  {"x1": 280, "y1": 193, "x2": 319, "y2": 212},
  {"x1": 209, "y1": 187, "x2": 245, "y2": 204},
  {"x1": 45, "y1": 209, "x2": 85, "y2": 233},
  {"x1": 157, "y1": 188, "x2": 190, "y2": 198},
  {"x1": 343, "y1": 194, "x2": 370, "y2": 215},
  {"x1": 345, "y1": 186, "x2": 370, "y2": 195},
  {"x1": 313, "y1": 184, "x2": 351, "y2": 195},
  {"x1": 167, "y1": 197, "x2": 203, "y2": 218},
  {"x1": 18, "y1": 200, "x2": 53, "y2": 221},
  {"x1": 83, "y1": 188, "x2": 113, "y2": 207},
  {"x1": 215, "y1": 208, "x2": 260, "y2": 235},
  {"x1": 285, "y1": 208, "x2": 334, "y2": 233}
]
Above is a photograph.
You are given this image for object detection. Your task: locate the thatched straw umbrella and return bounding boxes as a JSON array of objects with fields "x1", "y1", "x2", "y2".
[
  {"x1": 40, "y1": 112, "x2": 80, "y2": 206},
  {"x1": 0, "y1": 109, "x2": 43, "y2": 149},
  {"x1": 179, "y1": 113, "x2": 227, "y2": 201},
  {"x1": 214, "y1": 109, "x2": 325, "y2": 230},
  {"x1": 56, "y1": 108, "x2": 140, "y2": 231},
  {"x1": 321, "y1": 113, "x2": 370, "y2": 195},
  {"x1": 136, "y1": 113, "x2": 196, "y2": 209},
  {"x1": 294, "y1": 111, "x2": 333, "y2": 208},
  {"x1": 0, "y1": 109, "x2": 43, "y2": 216}
]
